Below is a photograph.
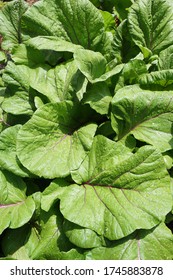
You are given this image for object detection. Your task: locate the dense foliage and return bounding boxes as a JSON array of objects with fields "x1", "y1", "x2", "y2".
[{"x1": 0, "y1": 0, "x2": 173, "y2": 260}]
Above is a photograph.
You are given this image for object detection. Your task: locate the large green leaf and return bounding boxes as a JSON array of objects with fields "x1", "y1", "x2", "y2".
[
  {"x1": 111, "y1": 85, "x2": 173, "y2": 152},
  {"x1": 74, "y1": 49, "x2": 123, "y2": 83},
  {"x1": 0, "y1": 0, "x2": 28, "y2": 50},
  {"x1": 0, "y1": 170, "x2": 35, "y2": 234},
  {"x1": 128, "y1": 0, "x2": 173, "y2": 56},
  {"x1": 0, "y1": 125, "x2": 30, "y2": 177},
  {"x1": 16, "y1": 101, "x2": 97, "y2": 178},
  {"x1": 22, "y1": 0, "x2": 104, "y2": 50},
  {"x1": 26, "y1": 36, "x2": 83, "y2": 54},
  {"x1": 42, "y1": 136, "x2": 171, "y2": 240},
  {"x1": 85, "y1": 223, "x2": 173, "y2": 260}
]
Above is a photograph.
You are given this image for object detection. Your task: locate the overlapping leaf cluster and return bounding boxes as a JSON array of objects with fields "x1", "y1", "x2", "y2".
[{"x1": 0, "y1": 0, "x2": 173, "y2": 260}]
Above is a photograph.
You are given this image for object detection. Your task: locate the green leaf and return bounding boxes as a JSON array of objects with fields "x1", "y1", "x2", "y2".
[
  {"x1": 1, "y1": 224, "x2": 39, "y2": 260},
  {"x1": 0, "y1": 107, "x2": 6, "y2": 132},
  {"x1": 96, "y1": 121, "x2": 115, "y2": 139},
  {"x1": 31, "y1": 207, "x2": 74, "y2": 260},
  {"x1": 11, "y1": 44, "x2": 48, "y2": 67},
  {"x1": 0, "y1": 170, "x2": 35, "y2": 234},
  {"x1": 112, "y1": 20, "x2": 140, "y2": 64},
  {"x1": 100, "y1": 11, "x2": 115, "y2": 32},
  {"x1": 85, "y1": 223, "x2": 173, "y2": 260},
  {"x1": 2, "y1": 62, "x2": 36, "y2": 115},
  {"x1": 63, "y1": 220, "x2": 105, "y2": 249},
  {"x1": 163, "y1": 154, "x2": 173, "y2": 170},
  {"x1": 0, "y1": 51, "x2": 6, "y2": 63},
  {"x1": 74, "y1": 49, "x2": 107, "y2": 81},
  {"x1": 41, "y1": 179, "x2": 70, "y2": 212},
  {"x1": 0, "y1": 125, "x2": 31, "y2": 177},
  {"x1": 45, "y1": 136, "x2": 171, "y2": 240},
  {"x1": 16, "y1": 101, "x2": 97, "y2": 178},
  {"x1": 115, "y1": 59, "x2": 148, "y2": 91},
  {"x1": 139, "y1": 70, "x2": 173, "y2": 86},
  {"x1": 158, "y1": 45, "x2": 173, "y2": 70},
  {"x1": 0, "y1": 0, "x2": 173, "y2": 261},
  {"x1": 83, "y1": 82, "x2": 112, "y2": 114},
  {"x1": 89, "y1": 0, "x2": 100, "y2": 8},
  {"x1": 128, "y1": 0, "x2": 173, "y2": 56},
  {"x1": 26, "y1": 36, "x2": 83, "y2": 54},
  {"x1": 0, "y1": 0, "x2": 28, "y2": 50},
  {"x1": 74, "y1": 49, "x2": 123, "y2": 83},
  {"x1": 30, "y1": 61, "x2": 81, "y2": 102},
  {"x1": 111, "y1": 85, "x2": 173, "y2": 152},
  {"x1": 2, "y1": 60, "x2": 77, "y2": 115},
  {"x1": 22, "y1": 0, "x2": 104, "y2": 50},
  {"x1": 102, "y1": 0, "x2": 132, "y2": 20},
  {"x1": 2, "y1": 89, "x2": 33, "y2": 116}
]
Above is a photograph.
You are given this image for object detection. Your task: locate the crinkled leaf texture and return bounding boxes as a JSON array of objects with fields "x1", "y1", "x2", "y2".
[
  {"x1": 111, "y1": 85, "x2": 173, "y2": 152},
  {"x1": 0, "y1": 170, "x2": 35, "y2": 234},
  {"x1": 85, "y1": 223, "x2": 173, "y2": 260},
  {"x1": 22, "y1": 0, "x2": 104, "y2": 50},
  {"x1": 0, "y1": 0, "x2": 173, "y2": 261},
  {"x1": 0, "y1": 125, "x2": 30, "y2": 177},
  {"x1": 42, "y1": 136, "x2": 172, "y2": 240},
  {"x1": 128, "y1": 0, "x2": 173, "y2": 56},
  {"x1": 74, "y1": 49, "x2": 124, "y2": 83},
  {"x1": 0, "y1": 0, "x2": 28, "y2": 50},
  {"x1": 26, "y1": 36, "x2": 83, "y2": 54},
  {"x1": 16, "y1": 101, "x2": 97, "y2": 178}
]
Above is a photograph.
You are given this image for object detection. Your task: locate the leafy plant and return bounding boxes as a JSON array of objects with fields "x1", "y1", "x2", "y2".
[{"x1": 0, "y1": 0, "x2": 173, "y2": 260}]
